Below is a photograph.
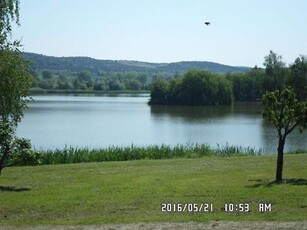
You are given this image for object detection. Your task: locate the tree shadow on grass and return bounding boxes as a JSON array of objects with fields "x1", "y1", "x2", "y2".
[
  {"x1": 246, "y1": 178, "x2": 307, "y2": 188},
  {"x1": 0, "y1": 186, "x2": 30, "y2": 192}
]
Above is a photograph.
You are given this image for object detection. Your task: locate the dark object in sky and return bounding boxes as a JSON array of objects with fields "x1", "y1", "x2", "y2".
[{"x1": 204, "y1": 22, "x2": 210, "y2": 26}]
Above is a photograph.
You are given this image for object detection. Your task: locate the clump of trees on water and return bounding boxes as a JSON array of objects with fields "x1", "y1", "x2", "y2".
[
  {"x1": 149, "y1": 70, "x2": 232, "y2": 105},
  {"x1": 150, "y1": 51, "x2": 307, "y2": 106}
]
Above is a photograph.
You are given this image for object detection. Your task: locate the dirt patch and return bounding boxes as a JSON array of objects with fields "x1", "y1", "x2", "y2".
[{"x1": 1, "y1": 221, "x2": 307, "y2": 230}]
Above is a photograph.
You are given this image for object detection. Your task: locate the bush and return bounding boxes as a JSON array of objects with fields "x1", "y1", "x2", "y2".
[{"x1": 10, "y1": 138, "x2": 42, "y2": 166}]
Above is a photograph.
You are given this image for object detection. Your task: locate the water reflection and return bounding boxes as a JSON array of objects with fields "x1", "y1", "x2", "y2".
[
  {"x1": 17, "y1": 95, "x2": 307, "y2": 153},
  {"x1": 261, "y1": 118, "x2": 307, "y2": 153},
  {"x1": 150, "y1": 105, "x2": 233, "y2": 123}
]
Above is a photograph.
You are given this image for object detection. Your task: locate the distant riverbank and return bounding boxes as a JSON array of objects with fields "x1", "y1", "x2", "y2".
[{"x1": 30, "y1": 87, "x2": 150, "y2": 95}]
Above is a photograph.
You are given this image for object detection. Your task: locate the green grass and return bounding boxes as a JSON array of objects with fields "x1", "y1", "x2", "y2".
[
  {"x1": 0, "y1": 154, "x2": 306, "y2": 226},
  {"x1": 14, "y1": 144, "x2": 263, "y2": 166}
]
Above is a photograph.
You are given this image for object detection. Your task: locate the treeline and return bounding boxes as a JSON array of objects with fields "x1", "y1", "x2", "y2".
[
  {"x1": 150, "y1": 51, "x2": 307, "y2": 105},
  {"x1": 23, "y1": 52, "x2": 249, "y2": 75},
  {"x1": 31, "y1": 70, "x2": 151, "y2": 91},
  {"x1": 25, "y1": 52, "x2": 250, "y2": 92}
]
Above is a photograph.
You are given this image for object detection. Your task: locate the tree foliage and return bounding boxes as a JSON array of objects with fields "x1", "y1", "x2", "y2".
[
  {"x1": 226, "y1": 67, "x2": 264, "y2": 101},
  {"x1": 263, "y1": 51, "x2": 287, "y2": 92},
  {"x1": 149, "y1": 70, "x2": 232, "y2": 106},
  {"x1": 0, "y1": 51, "x2": 31, "y2": 124},
  {"x1": 262, "y1": 88, "x2": 307, "y2": 182},
  {"x1": 0, "y1": 0, "x2": 20, "y2": 49},
  {"x1": 0, "y1": 50, "x2": 32, "y2": 173},
  {"x1": 0, "y1": 0, "x2": 32, "y2": 174},
  {"x1": 287, "y1": 56, "x2": 307, "y2": 100}
]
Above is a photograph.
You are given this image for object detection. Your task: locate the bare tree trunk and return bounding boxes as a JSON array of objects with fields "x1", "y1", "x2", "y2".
[{"x1": 276, "y1": 135, "x2": 285, "y2": 182}]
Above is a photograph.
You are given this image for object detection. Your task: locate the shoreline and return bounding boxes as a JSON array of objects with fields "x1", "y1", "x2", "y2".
[
  {"x1": 11, "y1": 143, "x2": 307, "y2": 167},
  {"x1": 30, "y1": 88, "x2": 150, "y2": 95}
]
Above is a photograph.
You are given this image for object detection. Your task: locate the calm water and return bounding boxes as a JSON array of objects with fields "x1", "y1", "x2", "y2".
[{"x1": 17, "y1": 94, "x2": 307, "y2": 153}]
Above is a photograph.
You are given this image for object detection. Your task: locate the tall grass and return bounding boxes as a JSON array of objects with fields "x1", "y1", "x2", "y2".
[
  {"x1": 25, "y1": 143, "x2": 263, "y2": 166},
  {"x1": 216, "y1": 142, "x2": 263, "y2": 156}
]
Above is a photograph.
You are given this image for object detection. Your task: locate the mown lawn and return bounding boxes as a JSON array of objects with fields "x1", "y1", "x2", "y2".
[{"x1": 0, "y1": 154, "x2": 306, "y2": 226}]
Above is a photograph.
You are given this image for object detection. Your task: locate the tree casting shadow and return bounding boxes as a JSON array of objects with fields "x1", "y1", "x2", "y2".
[
  {"x1": 0, "y1": 186, "x2": 30, "y2": 192},
  {"x1": 246, "y1": 178, "x2": 307, "y2": 188}
]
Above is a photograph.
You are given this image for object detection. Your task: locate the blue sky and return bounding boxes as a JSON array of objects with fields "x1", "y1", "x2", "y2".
[{"x1": 14, "y1": 0, "x2": 307, "y2": 67}]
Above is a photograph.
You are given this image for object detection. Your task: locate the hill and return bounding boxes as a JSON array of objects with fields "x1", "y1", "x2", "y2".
[{"x1": 22, "y1": 52, "x2": 250, "y2": 76}]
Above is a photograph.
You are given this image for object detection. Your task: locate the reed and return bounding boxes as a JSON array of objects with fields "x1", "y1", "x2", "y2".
[{"x1": 26, "y1": 143, "x2": 264, "y2": 166}]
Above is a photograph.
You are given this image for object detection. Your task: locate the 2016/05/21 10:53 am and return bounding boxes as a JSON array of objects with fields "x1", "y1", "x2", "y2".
[{"x1": 161, "y1": 203, "x2": 272, "y2": 213}]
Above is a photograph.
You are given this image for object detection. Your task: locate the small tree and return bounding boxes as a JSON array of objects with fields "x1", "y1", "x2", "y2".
[{"x1": 262, "y1": 88, "x2": 307, "y2": 182}]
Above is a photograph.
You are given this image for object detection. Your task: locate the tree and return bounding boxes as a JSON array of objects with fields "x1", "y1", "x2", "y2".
[
  {"x1": 262, "y1": 88, "x2": 307, "y2": 182},
  {"x1": 0, "y1": 0, "x2": 32, "y2": 174},
  {"x1": 0, "y1": 0, "x2": 20, "y2": 50},
  {"x1": 149, "y1": 79, "x2": 170, "y2": 105},
  {"x1": 127, "y1": 79, "x2": 142, "y2": 91},
  {"x1": 0, "y1": 50, "x2": 32, "y2": 174},
  {"x1": 108, "y1": 79, "x2": 124, "y2": 91},
  {"x1": 263, "y1": 51, "x2": 287, "y2": 92},
  {"x1": 42, "y1": 70, "x2": 53, "y2": 80},
  {"x1": 57, "y1": 75, "x2": 73, "y2": 90},
  {"x1": 288, "y1": 56, "x2": 307, "y2": 100},
  {"x1": 77, "y1": 71, "x2": 93, "y2": 88}
]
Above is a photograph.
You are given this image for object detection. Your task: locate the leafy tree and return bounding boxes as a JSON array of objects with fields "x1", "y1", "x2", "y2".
[
  {"x1": 137, "y1": 74, "x2": 148, "y2": 89},
  {"x1": 57, "y1": 75, "x2": 73, "y2": 90},
  {"x1": 149, "y1": 79, "x2": 170, "y2": 105},
  {"x1": 0, "y1": 50, "x2": 32, "y2": 174},
  {"x1": 73, "y1": 77, "x2": 81, "y2": 89},
  {"x1": 77, "y1": 70, "x2": 93, "y2": 88},
  {"x1": 247, "y1": 66, "x2": 265, "y2": 100},
  {"x1": 127, "y1": 79, "x2": 142, "y2": 90},
  {"x1": 0, "y1": 0, "x2": 32, "y2": 174},
  {"x1": 176, "y1": 70, "x2": 208, "y2": 105},
  {"x1": 263, "y1": 51, "x2": 286, "y2": 92},
  {"x1": 42, "y1": 70, "x2": 53, "y2": 80},
  {"x1": 93, "y1": 79, "x2": 109, "y2": 91},
  {"x1": 38, "y1": 79, "x2": 55, "y2": 89},
  {"x1": 108, "y1": 79, "x2": 124, "y2": 91},
  {"x1": 217, "y1": 77, "x2": 232, "y2": 105},
  {"x1": 0, "y1": 0, "x2": 20, "y2": 50},
  {"x1": 262, "y1": 88, "x2": 307, "y2": 182},
  {"x1": 288, "y1": 56, "x2": 307, "y2": 100}
]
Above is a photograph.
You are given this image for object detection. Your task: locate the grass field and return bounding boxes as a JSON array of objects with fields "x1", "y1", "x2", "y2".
[{"x1": 0, "y1": 154, "x2": 306, "y2": 226}]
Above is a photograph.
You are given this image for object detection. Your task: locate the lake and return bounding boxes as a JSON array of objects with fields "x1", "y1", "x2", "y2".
[{"x1": 17, "y1": 94, "x2": 307, "y2": 153}]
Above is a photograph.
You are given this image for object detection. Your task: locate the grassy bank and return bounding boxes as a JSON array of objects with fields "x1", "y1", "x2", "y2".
[
  {"x1": 15, "y1": 144, "x2": 263, "y2": 166},
  {"x1": 0, "y1": 154, "x2": 306, "y2": 226}
]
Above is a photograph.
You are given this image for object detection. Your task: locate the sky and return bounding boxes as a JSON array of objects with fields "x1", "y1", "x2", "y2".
[{"x1": 13, "y1": 0, "x2": 307, "y2": 67}]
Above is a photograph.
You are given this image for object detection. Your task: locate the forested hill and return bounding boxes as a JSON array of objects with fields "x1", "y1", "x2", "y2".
[{"x1": 22, "y1": 52, "x2": 250, "y2": 76}]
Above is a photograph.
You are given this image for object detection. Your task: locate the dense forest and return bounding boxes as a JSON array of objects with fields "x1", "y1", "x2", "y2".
[
  {"x1": 23, "y1": 52, "x2": 249, "y2": 92},
  {"x1": 150, "y1": 51, "x2": 307, "y2": 105}
]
